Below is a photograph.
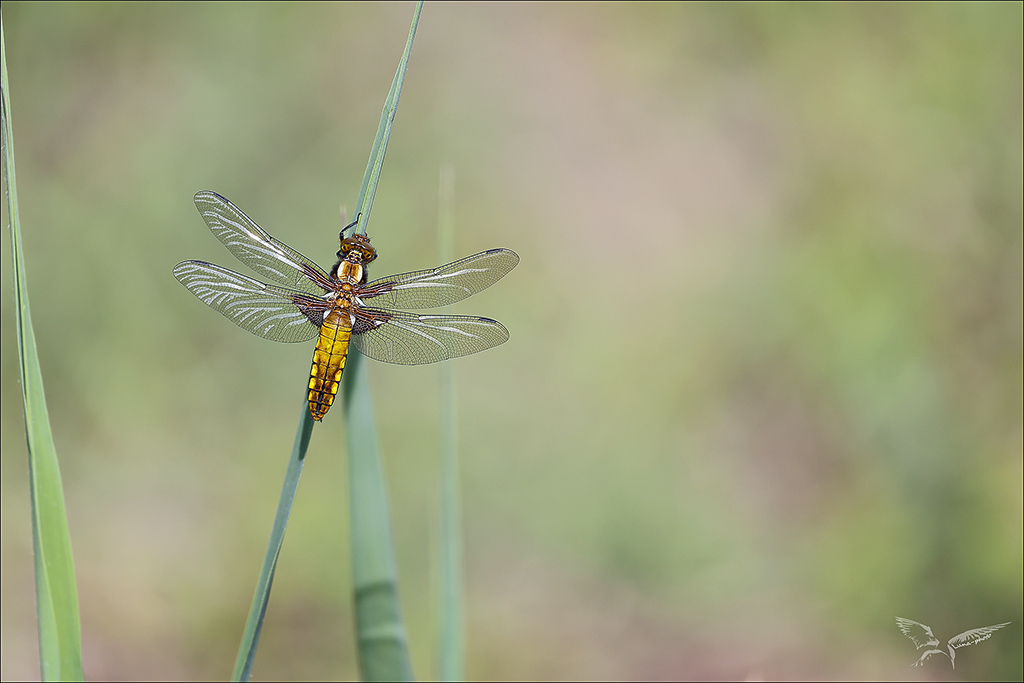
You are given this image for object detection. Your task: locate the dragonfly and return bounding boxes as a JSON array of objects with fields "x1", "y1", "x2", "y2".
[{"x1": 173, "y1": 191, "x2": 518, "y2": 421}]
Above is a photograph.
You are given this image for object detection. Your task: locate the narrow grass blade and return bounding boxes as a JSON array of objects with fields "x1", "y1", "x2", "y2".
[
  {"x1": 231, "y1": 403, "x2": 314, "y2": 682},
  {"x1": 435, "y1": 167, "x2": 463, "y2": 681},
  {"x1": 342, "y1": 3, "x2": 421, "y2": 681},
  {"x1": 344, "y1": 353, "x2": 414, "y2": 680},
  {"x1": 350, "y1": 0, "x2": 422, "y2": 234},
  {"x1": 1, "y1": 18, "x2": 84, "y2": 683},
  {"x1": 233, "y1": 3, "x2": 421, "y2": 679}
]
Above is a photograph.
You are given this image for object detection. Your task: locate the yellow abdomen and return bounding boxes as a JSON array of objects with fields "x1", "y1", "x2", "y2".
[{"x1": 308, "y1": 307, "x2": 352, "y2": 421}]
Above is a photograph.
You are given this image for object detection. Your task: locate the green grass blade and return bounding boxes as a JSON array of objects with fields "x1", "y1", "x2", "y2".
[
  {"x1": 350, "y1": 0, "x2": 422, "y2": 234},
  {"x1": 232, "y1": 3, "x2": 421, "y2": 679},
  {"x1": 231, "y1": 403, "x2": 314, "y2": 682},
  {"x1": 344, "y1": 354, "x2": 414, "y2": 681},
  {"x1": 342, "y1": 3, "x2": 421, "y2": 681},
  {"x1": 435, "y1": 167, "x2": 463, "y2": 682},
  {"x1": 1, "y1": 17, "x2": 84, "y2": 683}
]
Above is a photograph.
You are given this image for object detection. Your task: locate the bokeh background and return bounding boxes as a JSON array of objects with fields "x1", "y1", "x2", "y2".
[{"x1": 2, "y1": 3, "x2": 1021, "y2": 680}]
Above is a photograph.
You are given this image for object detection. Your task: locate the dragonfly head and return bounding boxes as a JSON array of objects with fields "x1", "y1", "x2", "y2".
[{"x1": 337, "y1": 234, "x2": 378, "y2": 264}]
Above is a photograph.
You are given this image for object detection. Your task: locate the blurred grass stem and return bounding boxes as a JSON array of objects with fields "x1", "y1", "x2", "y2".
[
  {"x1": 434, "y1": 166, "x2": 464, "y2": 681},
  {"x1": 1, "y1": 16, "x2": 84, "y2": 682}
]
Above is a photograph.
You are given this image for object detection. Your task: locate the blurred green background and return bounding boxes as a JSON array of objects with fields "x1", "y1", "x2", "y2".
[{"x1": 2, "y1": 3, "x2": 1021, "y2": 680}]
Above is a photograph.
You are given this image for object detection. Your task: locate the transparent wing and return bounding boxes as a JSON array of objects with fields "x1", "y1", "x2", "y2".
[
  {"x1": 948, "y1": 623, "x2": 1011, "y2": 650},
  {"x1": 358, "y1": 248, "x2": 518, "y2": 310},
  {"x1": 194, "y1": 190, "x2": 330, "y2": 295},
  {"x1": 351, "y1": 309, "x2": 509, "y2": 365},
  {"x1": 173, "y1": 260, "x2": 323, "y2": 342}
]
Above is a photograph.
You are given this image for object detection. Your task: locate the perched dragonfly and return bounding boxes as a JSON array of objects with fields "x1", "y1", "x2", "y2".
[{"x1": 173, "y1": 191, "x2": 517, "y2": 421}]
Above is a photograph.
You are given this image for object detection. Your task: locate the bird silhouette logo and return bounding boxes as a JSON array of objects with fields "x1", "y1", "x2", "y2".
[{"x1": 896, "y1": 617, "x2": 1010, "y2": 669}]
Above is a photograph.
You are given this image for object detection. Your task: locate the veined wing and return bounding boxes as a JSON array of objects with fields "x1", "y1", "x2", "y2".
[
  {"x1": 351, "y1": 309, "x2": 509, "y2": 365},
  {"x1": 173, "y1": 260, "x2": 324, "y2": 342},
  {"x1": 359, "y1": 248, "x2": 518, "y2": 310},
  {"x1": 194, "y1": 190, "x2": 330, "y2": 295}
]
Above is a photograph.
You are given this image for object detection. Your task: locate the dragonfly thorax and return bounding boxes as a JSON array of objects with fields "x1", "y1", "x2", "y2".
[
  {"x1": 332, "y1": 260, "x2": 365, "y2": 285},
  {"x1": 331, "y1": 234, "x2": 376, "y2": 284}
]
